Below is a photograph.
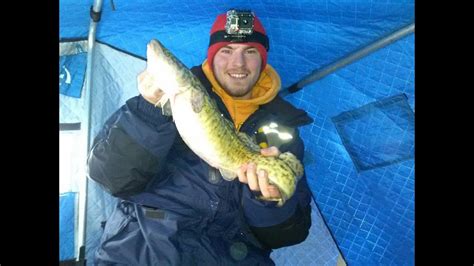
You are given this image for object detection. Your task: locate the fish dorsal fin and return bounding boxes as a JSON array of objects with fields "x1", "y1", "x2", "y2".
[
  {"x1": 237, "y1": 132, "x2": 261, "y2": 153},
  {"x1": 219, "y1": 168, "x2": 237, "y2": 181},
  {"x1": 219, "y1": 114, "x2": 234, "y2": 129},
  {"x1": 278, "y1": 152, "x2": 304, "y2": 180}
]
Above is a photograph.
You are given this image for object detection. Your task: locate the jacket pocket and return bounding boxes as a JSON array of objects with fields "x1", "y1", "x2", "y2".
[{"x1": 97, "y1": 202, "x2": 139, "y2": 253}]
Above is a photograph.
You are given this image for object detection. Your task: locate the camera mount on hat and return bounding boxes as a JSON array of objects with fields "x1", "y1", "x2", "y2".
[
  {"x1": 209, "y1": 9, "x2": 270, "y2": 51},
  {"x1": 225, "y1": 9, "x2": 255, "y2": 36}
]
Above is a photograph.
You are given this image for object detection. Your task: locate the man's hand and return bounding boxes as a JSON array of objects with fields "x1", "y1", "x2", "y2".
[
  {"x1": 237, "y1": 146, "x2": 281, "y2": 199},
  {"x1": 137, "y1": 42, "x2": 164, "y2": 105}
]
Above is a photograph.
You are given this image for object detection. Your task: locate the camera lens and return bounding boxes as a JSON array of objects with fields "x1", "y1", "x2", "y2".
[{"x1": 242, "y1": 19, "x2": 248, "y2": 25}]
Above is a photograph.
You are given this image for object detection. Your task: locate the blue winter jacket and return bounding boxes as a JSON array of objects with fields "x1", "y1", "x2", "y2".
[{"x1": 87, "y1": 65, "x2": 314, "y2": 265}]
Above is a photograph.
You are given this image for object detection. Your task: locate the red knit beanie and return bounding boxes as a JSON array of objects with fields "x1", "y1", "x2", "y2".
[{"x1": 207, "y1": 10, "x2": 269, "y2": 70}]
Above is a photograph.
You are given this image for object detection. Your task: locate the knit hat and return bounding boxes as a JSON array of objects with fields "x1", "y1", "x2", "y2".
[{"x1": 207, "y1": 10, "x2": 269, "y2": 70}]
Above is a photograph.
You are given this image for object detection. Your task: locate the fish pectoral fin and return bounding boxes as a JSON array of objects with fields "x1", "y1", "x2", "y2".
[
  {"x1": 237, "y1": 132, "x2": 261, "y2": 153},
  {"x1": 218, "y1": 168, "x2": 237, "y2": 181},
  {"x1": 162, "y1": 100, "x2": 172, "y2": 116},
  {"x1": 278, "y1": 152, "x2": 304, "y2": 180},
  {"x1": 156, "y1": 94, "x2": 172, "y2": 116},
  {"x1": 191, "y1": 89, "x2": 204, "y2": 113}
]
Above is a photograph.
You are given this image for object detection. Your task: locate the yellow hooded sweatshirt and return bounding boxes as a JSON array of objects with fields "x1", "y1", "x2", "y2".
[{"x1": 202, "y1": 60, "x2": 281, "y2": 131}]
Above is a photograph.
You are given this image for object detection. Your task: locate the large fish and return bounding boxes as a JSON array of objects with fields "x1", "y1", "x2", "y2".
[{"x1": 146, "y1": 39, "x2": 304, "y2": 206}]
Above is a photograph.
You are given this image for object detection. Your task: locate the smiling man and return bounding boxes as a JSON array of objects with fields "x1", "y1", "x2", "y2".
[
  {"x1": 212, "y1": 44, "x2": 261, "y2": 99},
  {"x1": 88, "y1": 9, "x2": 314, "y2": 265}
]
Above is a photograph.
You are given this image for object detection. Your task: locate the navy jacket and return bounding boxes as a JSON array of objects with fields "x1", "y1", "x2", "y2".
[{"x1": 87, "y1": 65, "x2": 314, "y2": 265}]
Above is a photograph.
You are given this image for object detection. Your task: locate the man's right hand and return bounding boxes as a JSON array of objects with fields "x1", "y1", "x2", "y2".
[
  {"x1": 137, "y1": 70, "x2": 164, "y2": 105},
  {"x1": 137, "y1": 41, "x2": 165, "y2": 106},
  {"x1": 237, "y1": 147, "x2": 283, "y2": 200}
]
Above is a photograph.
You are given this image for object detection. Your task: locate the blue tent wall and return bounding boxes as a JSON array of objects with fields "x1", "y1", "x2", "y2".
[
  {"x1": 60, "y1": 192, "x2": 77, "y2": 261},
  {"x1": 91, "y1": 1, "x2": 414, "y2": 89},
  {"x1": 59, "y1": 0, "x2": 415, "y2": 265},
  {"x1": 60, "y1": 1, "x2": 90, "y2": 39},
  {"x1": 285, "y1": 34, "x2": 414, "y2": 265}
]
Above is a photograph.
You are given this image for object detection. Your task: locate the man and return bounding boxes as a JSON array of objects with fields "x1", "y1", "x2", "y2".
[{"x1": 87, "y1": 9, "x2": 313, "y2": 265}]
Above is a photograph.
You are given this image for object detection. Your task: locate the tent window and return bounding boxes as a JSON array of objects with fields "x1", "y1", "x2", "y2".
[
  {"x1": 59, "y1": 47, "x2": 87, "y2": 98},
  {"x1": 332, "y1": 94, "x2": 414, "y2": 171}
]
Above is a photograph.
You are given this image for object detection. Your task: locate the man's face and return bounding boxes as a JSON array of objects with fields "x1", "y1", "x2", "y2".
[{"x1": 212, "y1": 43, "x2": 262, "y2": 99}]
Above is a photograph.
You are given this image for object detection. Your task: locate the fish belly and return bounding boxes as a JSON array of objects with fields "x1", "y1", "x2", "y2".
[{"x1": 170, "y1": 92, "x2": 223, "y2": 168}]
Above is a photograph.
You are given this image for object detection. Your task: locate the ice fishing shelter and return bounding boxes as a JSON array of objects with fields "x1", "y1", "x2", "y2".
[{"x1": 59, "y1": 0, "x2": 414, "y2": 265}]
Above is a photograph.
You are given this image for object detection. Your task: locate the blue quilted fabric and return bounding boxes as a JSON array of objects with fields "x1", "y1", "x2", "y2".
[
  {"x1": 60, "y1": 192, "x2": 77, "y2": 261},
  {"x1": 285, "y1": 34, "x2": 414, "y2": 265}
]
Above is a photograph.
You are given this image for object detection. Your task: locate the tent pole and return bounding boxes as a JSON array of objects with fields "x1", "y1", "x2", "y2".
[
  {"x1": 280, "y1": 22, "x2": 415, "y2": 96},
  {"x1": 77, "y1": 0, "x2": 104, "y2": 263}
]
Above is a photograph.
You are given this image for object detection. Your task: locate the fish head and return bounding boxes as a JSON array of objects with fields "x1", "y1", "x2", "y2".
[{"x1": 146, "y1": 39, "x2": 191, "y2": 95}]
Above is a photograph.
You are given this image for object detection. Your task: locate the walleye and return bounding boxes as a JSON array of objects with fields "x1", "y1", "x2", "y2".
[{"x1": 146, "y1": 39, "x2": 304, "y2": 206}]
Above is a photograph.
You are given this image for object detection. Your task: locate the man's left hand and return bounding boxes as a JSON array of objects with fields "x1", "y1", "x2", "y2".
[{"x1": 237, "y1": 146, "x2": 281, "y2": 200}]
